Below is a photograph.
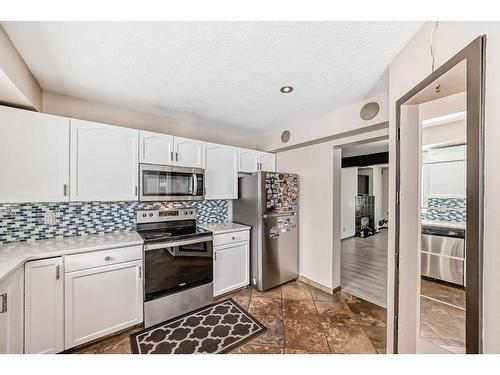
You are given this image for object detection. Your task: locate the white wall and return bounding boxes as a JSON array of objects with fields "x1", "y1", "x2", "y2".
[
  {"x1": 381, "y1": 167, "x2": 389, "y2": 222},
  {"x1": 277, "y1": 142, "x2": 335, "y2": 289},
  {"x1": 341, "y1": 167, "x2": 357, "y2": 239},
  {"x1": 372, "y1": 166, "x2": 384, "y2": 230},
  {"x1": 0, "y1": 25, "x2": 41, "y2": 110},
  {"x1": 42, "y1": 92, "x2": 261, "y2": 150},
  {"x1": 276, "y1": 127, "x2": 388, "y2": 290},
  {"x1": 261, "y1": 92, "x2": 388, "y2": 151},
  {"x1": 388, "y1": 21, "x2": 500, "y2": 353}
]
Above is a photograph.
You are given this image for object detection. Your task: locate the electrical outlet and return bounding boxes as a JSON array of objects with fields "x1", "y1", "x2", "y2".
[{"x1": 44, "y1": 210, "x2": 57, "y2": 225}]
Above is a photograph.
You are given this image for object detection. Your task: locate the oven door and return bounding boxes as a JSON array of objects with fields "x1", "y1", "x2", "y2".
[
  {"x1": 143, "y1": 236, "x2": 213, "y2": 301},
  {"x1": 139, "y1": 164, "x2": 205, "y2": 201}
]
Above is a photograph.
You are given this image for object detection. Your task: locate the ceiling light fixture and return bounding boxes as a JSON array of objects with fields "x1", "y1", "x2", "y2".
[{"x1": 280, "y1": 86, "x2": 293, "y2": 94}]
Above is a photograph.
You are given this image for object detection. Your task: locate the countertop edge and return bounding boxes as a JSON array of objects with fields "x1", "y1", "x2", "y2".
[{"x1": 0, "y1": 233, "x2": 143, "y2": 284}]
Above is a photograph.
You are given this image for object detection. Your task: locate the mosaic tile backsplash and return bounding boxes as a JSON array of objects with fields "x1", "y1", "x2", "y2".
[
  {"x1": 422, "y1": 197, "x2": 466, "y2": 223},
  {"x1": 0, "y1": 200, "x2": 229, "y2": 244}
]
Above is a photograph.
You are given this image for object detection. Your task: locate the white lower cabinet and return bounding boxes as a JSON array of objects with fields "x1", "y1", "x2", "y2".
[
  {"x1": 213, "y1": 231, "x2": 250, "y2": 297},
  {"x1": 64, "y1": 256, "x2": 143, "y2": 350},
  {"x1": 0, "y1": 267, "x2": 24, "y2": 354},
  {"x1": 24, "y1": 257, "x2": 64, "y2": 354}
]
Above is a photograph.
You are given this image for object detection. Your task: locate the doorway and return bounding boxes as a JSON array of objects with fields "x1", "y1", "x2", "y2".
[
  {"x1": 340, "y1": 139, "x2": 389, "y2": 308},
  {"x1": 394, "y1": 36, "x2": 485, "y2": 354}
]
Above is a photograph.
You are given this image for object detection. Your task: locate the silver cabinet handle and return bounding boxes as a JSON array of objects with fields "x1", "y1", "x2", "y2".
[
  {"x1": 105, "y1": 256, "x2": 112, "y2": 261},
  {"x1": 138, "y1": 265, "x2": 142, "y2": 278},
  {"x1": 63, "y1": 184, "x2": 68, "y2": 196},
  {"x1": 135, "y1": 186, "x2": 138, "y2": 196},
  {"x1": 0, "y1": 293, "x2": 7, "y2": 313},
  {"x1": 214, "y1": 252, "x2": 217, "y2": 261},
  {"x1": 175, "y1": 152, "x2": 179, "y2": 162},
  {"x1": 170, "y1": 151, "x2": 174, "y2": 162},
  {"x1": 55, "y1": 265, "x2": 60, "y2": 280}
]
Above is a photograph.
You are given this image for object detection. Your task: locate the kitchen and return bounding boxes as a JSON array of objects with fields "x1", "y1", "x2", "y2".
[{"x1": 1, "y1": 14, "x2": 500, "y2": 364}]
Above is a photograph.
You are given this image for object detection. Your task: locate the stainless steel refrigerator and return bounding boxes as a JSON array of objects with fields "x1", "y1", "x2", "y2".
[{"x1": 233, "y1": 171, "x2": 299, "y2": 291}]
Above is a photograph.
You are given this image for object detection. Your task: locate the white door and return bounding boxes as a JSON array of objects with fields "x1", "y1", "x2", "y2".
[
  {"x1": 0, "y1": 106, "x2": 70, "y2": 203},
  {"x1": 24, "y1": 257, "x2": 64, "y2": 354},
  {"x1": 64, "y1": 260, "x2": 143, "y2": 349},
  {"x1": 203, "y1": 142, "x2": 238, "y2": 199},
  {"x1": 70, "y1": 119, "x2": 139, "y2": 201},
  {"x1": 213, "y1": 242, "x2": 250, "y2": 297},
  {"x1": 174, "y1": 136, "x2": 203, "y2": 168},
  {"x1": 238, "y1": 149, "x2": 259, "y2": 173},
  {"x1": 0, "y1": 267, "x2": 24, "y2": 354},
  {"x1": 258, "y1": 152, "x2": 276, "y2": 172},
  {"x1": 139, "y1": 130, "x2": 174, "y2": 165}
]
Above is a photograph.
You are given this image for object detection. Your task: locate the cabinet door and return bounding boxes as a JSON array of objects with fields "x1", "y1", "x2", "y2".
[
  {"x1": 70, "y1": 119, "x2": 139, "y2": 201},
  {"x1": 428, "y1": 160, "x2": 466, "y2": 198},
  {"x1": 0, "y1": 106, "x2": 70, "y2": 203},
  {"x1": 238, "y1": 149, "x2": 259, "y2": 173},
  {"x1": 174, "y1": 136, "x2": 203, "y2": 168},
  {"x1": 139, "y1": 130, "x2": 174, "y2": 165},
  {"x1": 64, "y1": 260, "x2": 143, "y2": 349},
  {"x1": 203, "y1": 142, "x2": 238, "y2": 199},
  {"x1": 0, "y1": 267, "x2": 24, "y2": 354},
  {"x1": 24, "y1": 257, "x2": 64, "y2": 354},
  {"x1": 258, "y1": 152, "x2": 276, "y2": 172},
  {"x1": 213, "y1": 241, "x2": 249, "y2": 297}
]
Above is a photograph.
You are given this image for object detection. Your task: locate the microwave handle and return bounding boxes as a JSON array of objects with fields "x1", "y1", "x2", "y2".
[{"x1": 192, "y1": 173, "x2": 198, "y2": 195}]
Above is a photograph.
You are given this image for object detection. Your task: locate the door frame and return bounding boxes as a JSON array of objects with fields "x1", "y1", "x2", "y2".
[{"x1": 394, "y1": 35, "x2": 486, "y2": 353}]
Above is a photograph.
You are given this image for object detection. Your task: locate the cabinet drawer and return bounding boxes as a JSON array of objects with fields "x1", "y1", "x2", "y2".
[
  {"x1": 65, "y1": 245, "x2": 142, "y2": 273},
  {"x1": 213, "y1": 230, "x2": 249, "y2": 247}
]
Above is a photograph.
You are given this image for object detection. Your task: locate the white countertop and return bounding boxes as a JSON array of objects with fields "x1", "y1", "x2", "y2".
[
  {"x1": 421, "y1": 220, "x2": 466, "y2": 230},
  {"x1": 199, "y1": 222, "x2": 251, "y2": 235},
  {"x1": 0, "y1": 231, "x2": 143, "y2": 283}
]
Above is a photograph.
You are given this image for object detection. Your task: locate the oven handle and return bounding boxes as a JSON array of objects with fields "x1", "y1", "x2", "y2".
[{"x1": 143, "y1": 236, "x2": 213, "y2": 251}]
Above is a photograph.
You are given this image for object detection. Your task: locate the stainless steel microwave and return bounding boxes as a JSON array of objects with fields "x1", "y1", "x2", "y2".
[{"x1": 139, "y1": 164, "x2": 205, "y2": 201}]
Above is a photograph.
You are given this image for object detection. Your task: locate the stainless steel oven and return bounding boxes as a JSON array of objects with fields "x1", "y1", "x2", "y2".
[
  {"x1": 143, "y1": 236, "x2": 213, "y2": 301},
  {"x1": 139, "y1": 164, "x2": 204, "y2": 201},
  {"x1": 137, "y1": 208, "x2": 213, "y2": 328}
]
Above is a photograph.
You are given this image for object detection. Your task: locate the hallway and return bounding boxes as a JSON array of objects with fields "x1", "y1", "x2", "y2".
[{"x1": 341, "y1": 229, "x2": 388, "y2": 307}]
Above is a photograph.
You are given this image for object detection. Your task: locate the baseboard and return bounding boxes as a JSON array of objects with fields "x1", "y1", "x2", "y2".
[{"x1": 298, "y1": 275, "x2": 340, "y2": 295}]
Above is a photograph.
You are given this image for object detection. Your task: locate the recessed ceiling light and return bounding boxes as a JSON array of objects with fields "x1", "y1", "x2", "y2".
[{"x1": 280, "y1": 86, "x2": 293, "y2": 94}]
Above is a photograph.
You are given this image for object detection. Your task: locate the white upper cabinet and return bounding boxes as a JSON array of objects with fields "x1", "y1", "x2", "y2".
[
  {"x1": 174, "y1": 136, "x2": 203, "y2": 168},
  {"x1": 139, "y1": 130, "x2": 174, "y2": 165},
  {"x1": 238, "y1": 149, "x2": 276, "y2": 173},
  {"x1": 0, "y1": 106, "x2": 70, "y2": 203},
  {"x1": 203, "y1": 142, "x2": 238, "y2": 199},
  {"x1": 258, "y1": 152, "x2": 276, "y2": 172},
  {"x1": 24, "y1": 257, "x2": 64, "y2": 354},
  {"x1": 70, "y1": 119, "x2": 139, "y2": 201},
  {"x1": 238, "y1": 148, "x2": 259, "y2": 173}
]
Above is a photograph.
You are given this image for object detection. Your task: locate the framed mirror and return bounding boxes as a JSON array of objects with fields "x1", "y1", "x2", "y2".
[{"x1": 394, "y1": 36, "x2": 485, "y2": 354}]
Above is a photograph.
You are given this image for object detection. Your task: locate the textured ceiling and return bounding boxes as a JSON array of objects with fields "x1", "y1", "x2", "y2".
[{"x1": 2, "y1": 21, "x2": 423, "y2": 134}]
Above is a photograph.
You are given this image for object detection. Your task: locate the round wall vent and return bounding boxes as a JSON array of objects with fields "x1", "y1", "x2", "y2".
[
  {"x1": 360, "y1": 102, "x2": 380, "y2": 121},
  {"x1": 281, "y1": 130, "x2": 291, "y2": 143}
]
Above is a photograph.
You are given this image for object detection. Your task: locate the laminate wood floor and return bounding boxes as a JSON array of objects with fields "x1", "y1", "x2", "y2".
[{"x1": 341, "y1": 229, "x2": 388, "y2": 308}]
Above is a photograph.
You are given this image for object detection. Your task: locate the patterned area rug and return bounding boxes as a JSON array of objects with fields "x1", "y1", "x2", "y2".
[{"x1": 130, "y1": 299, "x2": 266, "y2": 354}]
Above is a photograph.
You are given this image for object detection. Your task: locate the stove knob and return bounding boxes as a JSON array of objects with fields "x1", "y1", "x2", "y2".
[
  {"x1": 142, "y1": 213, "x2": 147, "y2": 217},
  {"x1": 149, "y1": 213, "x2": 154, "y2": 217},
  {"x1": 184, "y1": 212, "x2": 188, "y2": 215},
  {"x1": 189, "y1": 211, "x2": 193, "y2": 215}
]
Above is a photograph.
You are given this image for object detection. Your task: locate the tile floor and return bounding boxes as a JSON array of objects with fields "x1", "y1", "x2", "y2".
[
  {"x1": 71, "y1": 280, "x2": 387, "y2": 354},
  {"x1": 420, "y1": 278, "x2": 465, "y2": 353}
]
